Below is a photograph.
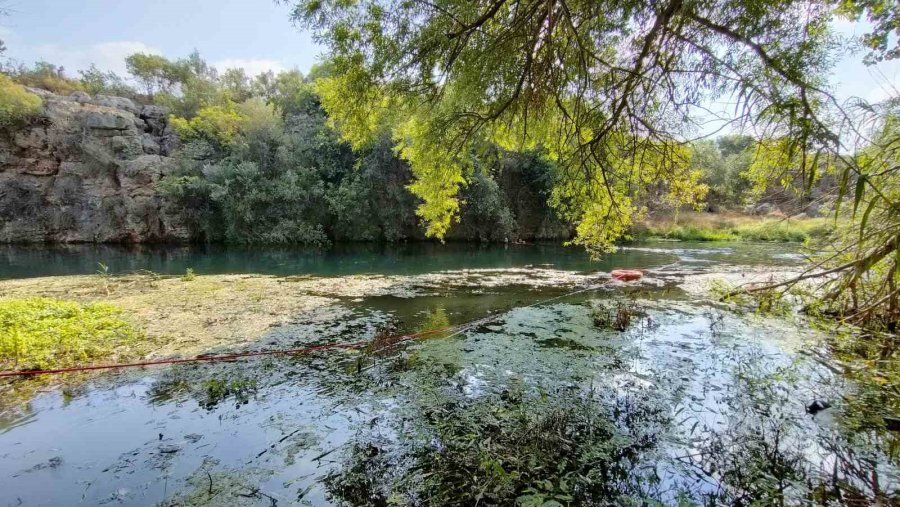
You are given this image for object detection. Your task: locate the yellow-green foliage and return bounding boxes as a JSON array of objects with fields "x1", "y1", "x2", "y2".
[
  {"x1": 170, "y1": 102, "x2": 244, "y2": 146},
  {"x1": 396, "y1": 116, "x2": 467, "y2": 239},
  {"x1": 0, "y1": 74, "x2": 43, "y2": 127},
  {"x1": 0, "y1": 298, "x2": 145, "y2": 371},
  {"x1": 637, "y1": 213, "x2": 831, "y2": 242},
  {"x1": 315, "y1": 71, "x2": 394, "y2": 150},
  {"x1": 744, "y1": 138, "x2": 835, "y2": 199},
  {"x1": 319, "y1": 71, "x2": 710, "y2": 252}
]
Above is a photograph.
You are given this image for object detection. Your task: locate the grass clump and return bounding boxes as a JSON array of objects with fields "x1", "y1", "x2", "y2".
[
  {"x1": 634, "y1": 212, "x2": 831, "y2": 243},
  {"x1": 0, "y1": 297, "x2": 145, "y2": 371}
]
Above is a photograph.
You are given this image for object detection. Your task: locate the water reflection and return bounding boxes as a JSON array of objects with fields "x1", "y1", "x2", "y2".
[{"x1": 0, "y1": 240, "x2": 802, "y2": 280}]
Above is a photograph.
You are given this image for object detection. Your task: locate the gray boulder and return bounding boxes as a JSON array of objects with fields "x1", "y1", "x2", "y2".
[{"x1": 93, "y1": 95, "x2": 140, "y2": 115}]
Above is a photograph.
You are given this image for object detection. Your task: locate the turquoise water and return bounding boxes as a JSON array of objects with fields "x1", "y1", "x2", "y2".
[{"x1": 0, "y1": 240, "x2": 802, "y2": 279}]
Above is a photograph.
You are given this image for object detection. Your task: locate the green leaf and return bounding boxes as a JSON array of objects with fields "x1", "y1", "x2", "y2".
[
  {"x1": 852, "y1": 174, "x2": 866, "y2": 217},
  {"x1": 858, "y1": 196, "x2": 878, "y2": 246},
  {"x1": 805, "y1": 151, "x2": 819, "y2": 194},
  {"x1": 835, "y1": 165, "x2": 850, "y2": 220}
]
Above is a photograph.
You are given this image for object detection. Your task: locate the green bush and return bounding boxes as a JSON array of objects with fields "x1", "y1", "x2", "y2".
[
  {"x1": 0, "y1": 74, "x2": 42, "y2": 127},
  {"x1": 0, "y1": 297, "x2": 145, "y2": 371}
]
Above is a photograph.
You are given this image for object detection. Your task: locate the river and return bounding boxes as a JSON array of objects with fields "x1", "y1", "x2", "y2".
[{"x1": 0, "y1": 241, "x2": 896, "y2": 505}]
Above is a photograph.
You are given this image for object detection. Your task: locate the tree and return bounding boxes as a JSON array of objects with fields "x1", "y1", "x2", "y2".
[
  {"x1": 125, "y1": 53, "x2": 188, "y2": 98},
  {"x1": 78, "y1": 65, "x2": 136, "y2": 98},
  {"x1": 835, "y1": 0, "x2": 900, "y2": 63},
  {"x1": 689, "y1": 136, "x2": 755, "y2": 208},
  {"x1": 739, "y1": 103, "x2": 900, "y2": 330},
  {"x1": 290, "y1": 0, "x2": 900, "y2": 324},
  {"x1": 220, "y1": 68, "x2": 253, "y2": 102},
  {"x1": 290, "y1": 0, "x2": 863, "y2": 255}
]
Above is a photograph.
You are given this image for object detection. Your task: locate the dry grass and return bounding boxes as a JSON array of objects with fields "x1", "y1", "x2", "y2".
[{"x1": 0, "y1": 274, "x2": 339, "y2": 359}]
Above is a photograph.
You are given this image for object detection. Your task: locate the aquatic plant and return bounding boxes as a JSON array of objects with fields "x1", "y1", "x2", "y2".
[
  {"x1": 0, "y1": 297, "x2": 145, "y2": 370},
  {"x1": 150, "y1": 366, "x2": 260, "y2": 409},
  {"x1": 711, "y1": 279, "x2": 792, "y2": 317},
  {"x1": 202, "y1": 377, "x2": 258, "y2": 409},
  {"x1": 591, "y1": 300, "x2": 644, "y2": 331},
  {"x1": 95, "y1": 261, "x2": 111, "y2": 295},
  {"x1": 326, "y1": 386, "x2": 670, "y2": 505},
  {"x1": 679, "y1": 355, "x2": 900, "y2": 505}
]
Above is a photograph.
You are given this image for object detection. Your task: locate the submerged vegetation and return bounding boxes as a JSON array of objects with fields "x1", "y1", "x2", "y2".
[
  {"x1": 0, "y1": 297, "x2": 145, "y2": 370},
  {"x1": 328, "y1": 387, "x2": 668, "y2": 506}
]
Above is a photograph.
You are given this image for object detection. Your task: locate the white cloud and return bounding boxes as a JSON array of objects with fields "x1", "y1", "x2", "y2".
[
  {"x1": 213, "y1": 58, "x2": 286, "y2": 77},
  {"x1": 29, "y1": 40, "x2": 162, "y2": 76}
]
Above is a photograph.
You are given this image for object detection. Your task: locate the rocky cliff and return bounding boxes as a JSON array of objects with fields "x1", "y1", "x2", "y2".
[{"x1": 0, "y1": 89, "x2": 190, "y2": 243}]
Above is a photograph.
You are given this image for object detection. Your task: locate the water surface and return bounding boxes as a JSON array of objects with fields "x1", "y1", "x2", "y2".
[
  {"x1": 2, "y1": 241, "x2": 895, "y2": 506},
  {"x1": 0, "y1": 240, "x2": 801, "y2": 279}
]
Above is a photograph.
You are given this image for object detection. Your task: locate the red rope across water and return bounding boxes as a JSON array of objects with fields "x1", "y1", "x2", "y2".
[{"x1": 0, "y1": 324, "x2": 458, "y2": 378}]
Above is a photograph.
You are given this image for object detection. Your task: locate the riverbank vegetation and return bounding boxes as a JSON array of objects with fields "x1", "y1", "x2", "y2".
[
  {"x1": 0, "y1": 272, "x2": 346, "y2": 367},
  {"x1": 0, "y1": 297, "x2": 145, "y2": 370},
  {"x1": 3, "y1": 53, "x2": 836, "y2": 248},
  {"x1": 634, "y1": 213, "x2": 831, "y2": 243}
]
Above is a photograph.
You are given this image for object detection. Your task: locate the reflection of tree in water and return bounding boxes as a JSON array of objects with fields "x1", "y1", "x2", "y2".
[{"x1": 675, "y1": 356, "x2": 899, "y2": 505}]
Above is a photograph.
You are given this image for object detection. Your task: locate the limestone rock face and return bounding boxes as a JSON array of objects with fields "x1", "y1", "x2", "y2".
[{"x1": 0, "y1": 89, "x2": 189, "y2": 243}]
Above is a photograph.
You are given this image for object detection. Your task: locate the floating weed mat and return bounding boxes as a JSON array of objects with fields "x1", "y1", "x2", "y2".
[
  {"x1": 326, "y1": 385, "x2": 671, "y2": 506},
  {"x1": 0, "y1": 297, "x2": 149, "y2": 371}
]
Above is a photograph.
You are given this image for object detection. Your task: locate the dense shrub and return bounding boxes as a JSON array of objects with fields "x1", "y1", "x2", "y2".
[
  {"x1": 0, "y1": 74, "x2": 42, "y2": 127},
  {"x1": 170, "y1": 102, "x2": 244, "y2": 149},
  {"x1": 450, "y1": 165, "x2": 516, "y2": 242}
]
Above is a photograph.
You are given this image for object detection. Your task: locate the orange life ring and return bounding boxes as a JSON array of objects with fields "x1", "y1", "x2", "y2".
[{"x1": 611, "y1": 269, "x2": 643, "y2": 282}]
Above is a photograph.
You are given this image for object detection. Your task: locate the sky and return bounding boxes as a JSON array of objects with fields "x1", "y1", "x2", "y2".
[
  {"x1": 1, "y1": 0, "x2": 897, "y2": 109},
  {"x1": 0, "y1": 0, "x2": 323, "y2": 77}
]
